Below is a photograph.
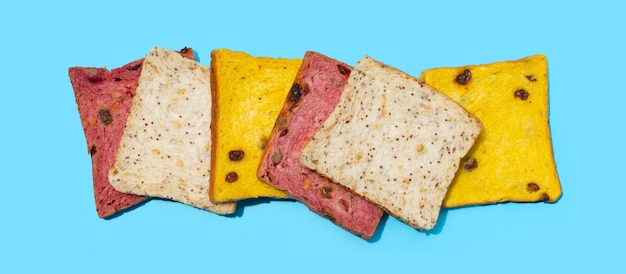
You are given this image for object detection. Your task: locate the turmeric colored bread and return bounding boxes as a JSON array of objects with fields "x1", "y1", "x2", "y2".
[
  {"x1": 419, "y1": 54, "x2": 562, "y2": 208},
  {"x1": 209, "y1": 49, "x2": 300, "y2": 202}
]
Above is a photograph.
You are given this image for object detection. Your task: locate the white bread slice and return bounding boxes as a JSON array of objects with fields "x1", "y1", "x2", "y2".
[
  {"x1": 108, "y1": 47, "x2": 236, "y2": 214},
  {"x1": 300, "y1": 56, "x2": 481, "y2": 230}
]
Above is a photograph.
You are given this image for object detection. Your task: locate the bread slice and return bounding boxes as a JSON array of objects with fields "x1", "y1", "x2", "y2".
[
  {"x1": 209, "y1": 48, "x2": 301, "y2": 202},
  {"x1": 69, "y1": 59, "x2": 148, "y2": 218},
  {"x1": 257, "y1": 51, "x2": 384, "y2": 240},
  {"x1": 419, "y1": 54, "x2": 562, "y2": 207},
  {"x1": 300, "y1": 56, "x2": 481, "y2": 230},
  {"x1": 108, "y1": 47, "x2": 236, "y2": 214},
  {"x1": 69, "y1": 47, "x2": 195, "y2": 218}
]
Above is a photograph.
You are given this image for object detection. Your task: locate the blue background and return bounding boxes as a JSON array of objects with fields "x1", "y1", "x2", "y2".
[{"x1": 1, "y1": 0, "x2": 623, "y2": 273}]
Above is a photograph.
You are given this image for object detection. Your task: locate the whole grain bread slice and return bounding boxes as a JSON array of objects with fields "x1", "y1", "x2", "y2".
[
  {"x1": 300, "y1": 56, "x2": 481, "y2": 230},
  {"x1": 108, "y1": 47, "x2": 236, "y2": 214}
]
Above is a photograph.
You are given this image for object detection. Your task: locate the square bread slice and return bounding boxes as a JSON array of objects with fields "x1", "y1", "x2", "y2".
[
  {"x1": 419, "y1": 54, "x2": 562, "y2": 208},
  {"x1": 108, "y1": 47, "x2": 236, "y2": 214},
  {"x1": 257, "y1": 51, "x2": 384, "y2": 240},
  {"x1": 300, "y1": 56, "x2": 482, "y2": 230},
  {"x1": 209, "y1": 49, "x2": 301, "y2": 202}
]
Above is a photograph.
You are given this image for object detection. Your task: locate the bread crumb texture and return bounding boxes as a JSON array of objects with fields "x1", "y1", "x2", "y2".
[
  {"x1": 209, "y1": 48, "x2": 301, "y2": 202},
  {"x1": 108, "y1": 47, "x2": 235, "y2": 214},
  {"x1": 301, "y1": 56, "x2": 481, "y2": 230},
  {"x1": 419, "y1": 54, "x2": 562, "y2": 207}
]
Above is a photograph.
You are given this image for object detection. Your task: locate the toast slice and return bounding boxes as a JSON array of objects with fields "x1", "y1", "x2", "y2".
[
  {"x1": 258, "y1": 51, "x2": 384, "y2": 240},
  {"x1": 209, "y1": 49, "x2": 301, "y2": 202},
  {"x1": 301, "y1": 56, "x2": 481, "y2": 230},
  {"x1": 108, "y1": 47, "x2": 236, "y2": 214},
  {"x1": 69, "y1": 47, "x2": 195, "y2": 218},
  {"x1": 419, "y1": 54, "x2": 562, "y2": 207}
]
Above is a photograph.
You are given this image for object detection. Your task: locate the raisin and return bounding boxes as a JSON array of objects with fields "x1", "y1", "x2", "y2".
[
  {"x1": 339, "y1": 199, "x2": 350, "y2": 212},
  {"x1": 279, "y1": 128, "x2": 288, "y2": 137},
  {"x1": 526, "y1": 75, "x2": 537, "y2": 82},
  {"x1": 87, "y1": 76, "x2": 103, "y2": 83},
  {"x1": 337, "y1": 64, "x2": 351, "y2": 75},
  {"x1": 288, "y1": 83, "x2": 304, "y2": 102},
  {"x1": 228, "y1": 150, "x2": 245, "y2": 161},
  {"x1": 271, "y1": 150, "x2": 283, "y2": 165},
  {"x1": 128, "y1": 63, "x2": 142, "y2": 71},
  {"x1": 113, "y1": 77, "x2": 123, "y2": 82},
  {"x1": 463, "y1": 157, "x2": 478, "y2": 171},
  {"x1": 259, "y1": 137, "x2": 268, "y2": 150},
  {"x1": 514, "y1": 89, "x2": 530, "y2": 100},
  {"x1": 321, "y1": 186, "x2": 333, "y2": 199},
  {"x1": 225, "y1": 172, "x2": 239, "y2": 183},
  {"x1": 527, "y1": 182, "x2": 540, "y2": 193},
  {"x1": 97, "y1": 109, "x2": 113, "y2": 125},
  {"x1": 89, "y1": 145, "x2": 97, "y2": 156},
  {"x1": 455, "y1": 69, "x2": 471, "y2": 85}
]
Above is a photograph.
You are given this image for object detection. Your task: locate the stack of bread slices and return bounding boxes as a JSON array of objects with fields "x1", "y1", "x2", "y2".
[{"x1": 69, "y1": 46, "x2": 561, "y2": 240}]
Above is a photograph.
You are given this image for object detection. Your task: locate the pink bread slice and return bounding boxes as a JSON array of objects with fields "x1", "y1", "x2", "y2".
[
  {"x1": 258, "y1": 51, "x2": 384, "y2": 240},
  {"x1": 69, "y1": 48, "x2": 195, "y2": 218}
]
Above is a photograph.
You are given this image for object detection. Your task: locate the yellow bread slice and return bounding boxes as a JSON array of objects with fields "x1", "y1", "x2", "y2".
[
  {"x1": 419, "y1": 54, "x2": 562, "y2": 208},
  {"x1": 209, "y1": 49, "x2": 301, "y2": 202}
]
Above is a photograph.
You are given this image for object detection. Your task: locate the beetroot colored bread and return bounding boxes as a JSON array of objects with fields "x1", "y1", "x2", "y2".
[
  {"x1": 258, "y1": 51, "x2": 384, "y2": 240},
  {"x1": 69, "y1": 48, "x2": 194, "y2": 218}
]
